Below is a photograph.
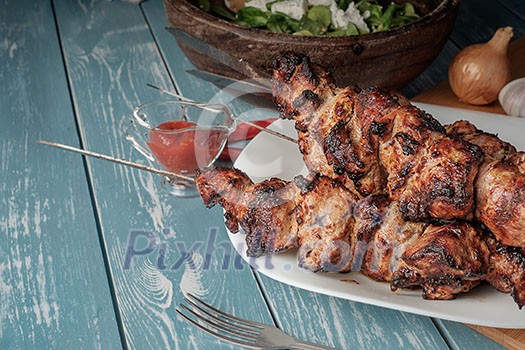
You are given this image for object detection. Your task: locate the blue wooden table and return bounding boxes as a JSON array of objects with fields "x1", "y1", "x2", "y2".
[{"x1": 1, "y1": 0, "x2": 523, "y2": 349}]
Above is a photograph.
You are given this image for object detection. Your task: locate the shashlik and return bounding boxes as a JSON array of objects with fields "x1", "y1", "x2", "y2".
[
  {"x1": 272, "y1": 52, "x2": 525, "y2": 248},
  {"x1": 195, "y1": 167, "x2": 524, "y2": 307}
]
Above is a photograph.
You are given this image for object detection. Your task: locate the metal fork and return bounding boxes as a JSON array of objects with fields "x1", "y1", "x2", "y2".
[{"x1": 176, "y1": 294, "x2": 339, "y2": 350}]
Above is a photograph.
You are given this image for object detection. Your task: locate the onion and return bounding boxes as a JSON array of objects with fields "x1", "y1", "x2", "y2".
[{"x1": 448, "y1": 27, "x2": 513, "y2": 105}]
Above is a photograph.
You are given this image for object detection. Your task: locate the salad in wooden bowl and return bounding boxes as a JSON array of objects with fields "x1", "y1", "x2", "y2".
[{"x1": 164, "y1": 0, "x2": 459, "y2": 88}]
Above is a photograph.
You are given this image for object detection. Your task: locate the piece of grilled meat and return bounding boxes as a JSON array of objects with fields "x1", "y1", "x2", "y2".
[
  {"x1": 446, "y1": 121, "x2": 525, "y2": 248},
  {"x1": 324, "y1": 88, "x2": 404, "y2": 197},
  {"x1": 273, "y1": 53, "x2": 360, "y2": 194},
  {"x1": 446, "y1": 120, "x2": 516, "y2": 163},
  {"x1": 353, "y1": 194, "x2": 426, "y2": 282},
  {"x1": 196, "y1": 168, "x2": 359, "y2": 271},
  {"x1": 273, "y1": 52, "x2": 483, "y2": 221},
  {"x1": 391, "y1": 223, "x2": 490, "y2": 300},
  {"x1": 379, "y1": 107, "x2": 482, "y2": 221},
  {"x1": 476, "y1": 152, "x2": 525, "y2": 248},
  {"x1": 353, "y1": 195, "x2": 489, "y2": 299},
  {"x1": 196, "y1": 167, "x2": 299, "y2": 257},
  {"x1": 294, "y1": 174, "x2": 359, "y2": 272},
  {"x1": 484, "y1": 233, "x2": 525, "y2": 308},
  {"x1": 196, "y1": 166, "x2": 253, "y2": 233}
]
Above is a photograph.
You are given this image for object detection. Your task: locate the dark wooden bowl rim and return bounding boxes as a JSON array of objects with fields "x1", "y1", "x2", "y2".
[{"x1": 175, "y1": 0, "x2": 459, "y2": 45}]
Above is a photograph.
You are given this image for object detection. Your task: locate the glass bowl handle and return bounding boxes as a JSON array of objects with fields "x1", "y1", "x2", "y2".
[{"x1": 120, "y1": 115, "x2": 156, "y2": 162}]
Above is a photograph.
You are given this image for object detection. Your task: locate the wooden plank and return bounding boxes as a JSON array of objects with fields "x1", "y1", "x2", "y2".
[
  {"x1": 0, "y1": 0, "x2": 122, "y2": 347},
  {"x1": 467, "y1": 325, "x2": 525, "y2": 350},
  {"x1": 495, "y1": 0, "x2": 525, "y2": 21},
  {"x1": 450, "y1": 0, "x2": 525, "y2": 48},
  {"x1": 52, "y1": 0, "x2": 275, "y2": 348},
  {"x1": 257, "y1": 275, "x2": 452, "y2": 349},
  {"x1": 435, "y1": 320, "x2": 507, "y2": 350},
  {"x1": 141, "y1": 1, "x2": 506, "y2": 349}
]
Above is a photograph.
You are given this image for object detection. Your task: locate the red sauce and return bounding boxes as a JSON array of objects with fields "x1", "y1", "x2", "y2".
[{"x1": 147, "y1": 120, "x2": 227, "y2": 174}]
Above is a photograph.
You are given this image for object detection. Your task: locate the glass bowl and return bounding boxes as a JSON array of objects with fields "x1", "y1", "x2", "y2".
[{"x1": 122, "y1": 100, "x2": 236, "y2": 197}]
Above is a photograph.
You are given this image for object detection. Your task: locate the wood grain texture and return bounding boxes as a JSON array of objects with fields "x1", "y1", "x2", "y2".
[
  {"x1": 467, "y1": 326, "x2": 525, "y2": 350},
  {"x1": 257, "y1": 275, "x2": 451, "y2": 350},
  {"x1": 4, "y1": 0, "x2": 516, "y2": 349},
  {"x1": 495, "y1": 0, "x2": 525, "y2": 20},
  {"x1": 435, "y1": 320, "x2": 505, "y2": 350},
  {"x1": 52, "y1": 0, "x2": 275, "y2": 348},
  {"x1": 449, "y1": 0, "x2": 525, "y2": 48},
  {"x1": 0, "y1": 0, "x2": 121, "y2": 347}
]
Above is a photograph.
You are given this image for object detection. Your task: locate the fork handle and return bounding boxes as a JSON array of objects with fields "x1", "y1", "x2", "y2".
[{"x1": 290, "y1": 340, "x2": 339, "y2": 350}]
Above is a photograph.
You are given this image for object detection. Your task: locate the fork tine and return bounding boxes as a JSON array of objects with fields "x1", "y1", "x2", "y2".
[
  {"x1": 179, "y1": 304, "x2": 257, "y2": 341},
  {"x1": 187, "y1": 293, "x2": 264, "y2": 329},
  {"x1": 183, "y1": 297, "x2": 259, "y2": 335},
  {"x1": 176, "y1": 308, "x2": 259, "y2": 349}
]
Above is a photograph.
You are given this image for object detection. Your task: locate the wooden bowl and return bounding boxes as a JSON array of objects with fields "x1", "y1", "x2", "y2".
[{"x1": 163, "y1": 0, "x2": 459, "y2": 89}]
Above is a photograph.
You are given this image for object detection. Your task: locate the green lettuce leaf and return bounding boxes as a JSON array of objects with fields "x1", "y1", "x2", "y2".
[{"x1": 235, "y1": 7, "x2": 270, "y2": 27}]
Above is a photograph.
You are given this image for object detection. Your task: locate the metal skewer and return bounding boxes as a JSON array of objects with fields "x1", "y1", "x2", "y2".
[
  {"x1": 146, "y1": 83, "x2": 298, "y2": 144},
  {"x1": 37, "y1": 140, "x2": 195, "y2": 183}
]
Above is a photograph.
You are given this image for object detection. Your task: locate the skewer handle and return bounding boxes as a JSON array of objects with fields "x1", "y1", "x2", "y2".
[{"x1": 37, "y1": 140, "x2": 195, "y2": 183}]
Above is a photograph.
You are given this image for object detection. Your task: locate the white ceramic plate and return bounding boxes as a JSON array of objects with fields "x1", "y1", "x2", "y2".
[{"x1": 230, "y1": 103, "x2": 525, "y2": 328}]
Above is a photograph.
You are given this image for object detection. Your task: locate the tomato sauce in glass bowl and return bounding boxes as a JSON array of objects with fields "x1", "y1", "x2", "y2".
[
  {"x1": 122, "y1": 100, "x2": 235, "y2": 197},
  {"x1": 147, "y1": 120, "x2": 229, "y2": 174}
]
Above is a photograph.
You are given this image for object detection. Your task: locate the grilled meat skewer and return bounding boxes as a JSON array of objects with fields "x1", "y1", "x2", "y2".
[
  {"x1": 273, "y1": 52, "x2": 483, "y2": 222},
  {"x1": 446, "y1": 121, "x2": 525, "y2": 248},
  {"x1": 273, "y1": 52, "x2": 524, "y2": 248},
  {"x1": 195, "y1": 167, "x2": 524, "y2": 306}
]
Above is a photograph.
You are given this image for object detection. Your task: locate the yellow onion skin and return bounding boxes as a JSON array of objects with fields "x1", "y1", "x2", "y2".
[{"x1": 449, "y1": 27, "x2": 513, "y2": 105}]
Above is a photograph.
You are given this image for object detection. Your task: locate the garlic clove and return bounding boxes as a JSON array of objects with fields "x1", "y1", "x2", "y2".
[{"x1": 499, "y1": 78, "x2": 525, "y2": 118}]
